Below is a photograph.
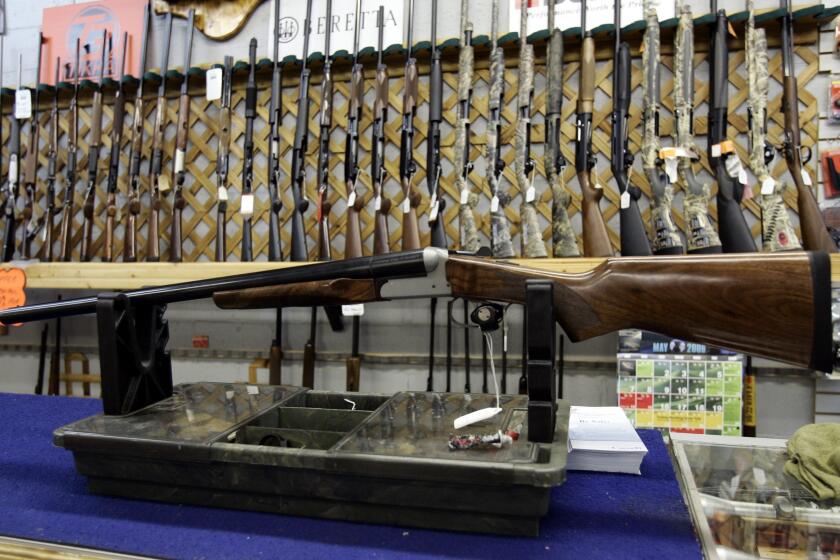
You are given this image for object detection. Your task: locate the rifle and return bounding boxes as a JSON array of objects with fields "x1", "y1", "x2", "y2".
[
  {"x1": 3, "y1": 54, "x2": 24, "y2": 261},
  {"x1": 43, "y1": 58, "x2": 60, "y2": 262},
  {"x1": 240, "y1": 37, "x2": 257, "y2": 262},
  {"x1": 267, "y1": 0, "x2": 283, "y2": 263},
  {"x1": 215, "y1": 56, "x2": 233, "y2": 262},
  {"x1": 673, "y1": 1, "x2": 722, "y2": 254},
  {"x1": 455, "y1": 0, "x2": 479, "y2": 254},
  {"x1": 22, "y1": 35, "x2": 44, "y2": 260},
  {"x1": 487, "y1": 0, "x2": 513, "y2": 259},
  {"x1": 4, "y1": 249, "x2": 832, "y2": 376},
  {"x1": 709, "y1": 0, "x2": 755, "y2": 253},
  {"x1": 104, "y1": 33, "x2": 129, "y2": 262},
  {"x1": 546, "y1": 0, "x2": 579, "y2": 258},
  {"x1": 611, "y1": 2, "x2": 649, "y2": 256},
  {"x1": 516, "y1": 2, "x2": 545, "y2": 258},
  {"x1": 125, "y1": 1, "x2": 151, "y2": 263},
  {"x1": 779, "y1": 0, "x2": 835, "y2": 252},
  {"x1": 576, "y1": 0, "x2": 611, "y2": 257},
  {"x1": 643, "y1": 0, "x2": 682, "y2": 255},
  {"x1": 170, "y1": 9, "x2": 195, "y2": 263},
  {"x1": 427, "y1": 0, "x2": 446, "y2": 251},
  {"x1": 344, "y1": 0, "x2": 364, "y2": 391},
  {"x1": 372, "y1": 6, "x2": 390, "y2": 255},
  {"x1": 747, "y1": 0, "x2": 799, "y2": 252},
  {"x1": 146, "y1": 13, "x2": 173, "y2": 262},
  {"x1": 290, "y1": 0, "x2": 313, "y2": 263},
  {"x1": 400, "y1": 0, "x2": 420, "y2": 251},
  {"x1": 80, "y1": 30, "x2": 109, "y2": 262},
  {"x1": 58, "y1": 40, "x2": 81, "y2": 262}
]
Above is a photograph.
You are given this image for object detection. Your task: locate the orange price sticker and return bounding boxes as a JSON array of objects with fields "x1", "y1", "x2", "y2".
[{"x1": 0, "y1": 268, "x2": 26, "y2": 327}]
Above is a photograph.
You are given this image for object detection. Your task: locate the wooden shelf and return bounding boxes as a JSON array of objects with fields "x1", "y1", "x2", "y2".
[{"x1": 5, "y1": 254, "x2": 839, "y2": 291}]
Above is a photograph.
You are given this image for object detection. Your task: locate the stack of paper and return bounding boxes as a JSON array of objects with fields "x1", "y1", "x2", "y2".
[{"x1": 567, "y1": 406, "x2": 648, "y2": 475}]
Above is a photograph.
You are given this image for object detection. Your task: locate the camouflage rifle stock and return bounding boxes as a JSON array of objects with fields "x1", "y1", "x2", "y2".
[
  {"x1": 267, "y1": 0, "x2": 283, "y2": 263},
  {"x1": 673, "y1": 1, "x2": 721, "y2": 254},
  {"x1": 747, "y1": 0, "x2": 799, "y2": 252},
  {"x1": 215, "y1": 57, "x2": 233, "y2": 262},
  {"x1": 372, "y1": 7, "x2": 390, "y2": 255},
  {"x1": 779, "y1": 0, "x2": 835, "y2": 253},
  {"x1": 3, "y1": 54, "x2": 24, "y2": 262},
  {"x1": 80, "y1": 31, "x2": 108, "y2": 262},
  {"x1": 58, "y1": 41, "x2": 81, "y2": 262},
  {"x1": 43, "y1": 58, "x2": 61, "y2": 262},
  {"x1": 546, "y1": 0, "x2": 578, "y2": 257},
  {"x1": 516, "y1": 2, "x2": 546, "y2": 258},
  {"x1": 170, "y1": 10, "x2": 195, "y2": 263},
  {"x1": 104, "y1": 33, "x2": 129, "y2": 263},
  {"x1": 399, "y1": 0, "x2": 421, "y2": 251},
  {"x1": 22, "y1": 36, "x2": 44, "y2": 260},
  {"x1": 146, "y1": 14, "x2": 173, "y2": 262},
  {"x1": 456, "y1": 0, "x2": 479, "y2": 253},
  {"x1": 611, "y1": 2, "x2": 649, "y2": 256},
  {"x1": 241, "y1": 38, "x2": 258, "y2": 262},
  {"x1": 290, "y1": 0, "x2": 314, "y2": 263},
  {"x1": 124, "y1": 2, "x2": 151, "y2": 263},
  {"x1": 643, "y1": 0, "x2": 682, "y2": 255},
  {"x1": 487, "y1": 0, "x2": 513, "y2": 259},
  {"x1": 427, "y1": 0, "x2": 446, "y2": 251},
  {"x1": 709, "y1": 0, "x2": 755, "y2": 253}
]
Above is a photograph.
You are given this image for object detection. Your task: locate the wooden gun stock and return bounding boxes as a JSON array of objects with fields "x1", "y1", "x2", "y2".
[
  {"x1": 104, "y1": 192, "x2": 116, "y2": 262},
  {"x1": 578, "y1": 170, "x2": 613, "y2": 257}
]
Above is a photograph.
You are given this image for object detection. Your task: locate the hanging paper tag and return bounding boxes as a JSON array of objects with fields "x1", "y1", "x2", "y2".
[
  {"x1": 760, "y1": 177, "x2": 775, "y2": 195},
  {"x1": 205, "y1": 68, "x2": 223, "y2": 101},
  {"x1": 737, "y1": 168, "x2": 748, "y2": 186},
  {"x1": 460, "y1": 189, "x2": 470, "y2": 204},
  {"x1": 711, "y1": 143, "x2": 722, "y2": 158},
  {"x1": 620, "y1": 190, "x2": 631, "y2": 209},
  {"x1": 174, "y1": 149, "x2": 185, "y2": 173},
  {"x1": 225, "y1": 390, "x2": 235, "y2": 400},
  {"x1": 801, "y1": 169, "x2": 813, "y2": 186},
  {"x1": 8, "y1": 159, "x2": 18, "y2": 183},
  {"x1": 490, "y1": 195, "x2": 500, "y2": 213},
  {"x1": 217, "y1": 186, "x2": 228, "y2": 201},
  {"x1": 246, "y1": 385, "x2": 259, "y2": 395},
  {"x1": 347, "y1": 191, "x2": 356, "y2": 208},
  {"x1": 401, "y1": 196, "x2": 410, "y2": 213},
  {"x1": 158, "y1": 173, "x2": 171, "y2": 193},
  {"x1": 525, "y1": 186, "x2": 536, "y2": 203},
  {"x1": 271, "y1": 139, "x2": 280, "y2": 158},
  {"x1": 240, "y1": 193, "x2": 254, "y2": 216},
  {"x1": 374, "y1": 195, "x2": 382, "y2": 211},
  {"x1": 341, "y1": 303, "x2": 365, "y2": 316},
  {"x1": 429, "y1": 194, "x2": 439, "y2": 222},
  {"x1": 725, "y1": 154, "x2": 742, "y2": 179},
  {"x1": 664, "y1": 157, "x2": 679, "y2": 183},
  {"x1": 14, "y1": 89, "x2": 31, "y2": 120}
]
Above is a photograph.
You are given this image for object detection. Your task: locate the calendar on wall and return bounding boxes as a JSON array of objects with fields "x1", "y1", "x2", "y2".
[{"x1": 617, "y1": 330, "x2": 745, "y2": 436}]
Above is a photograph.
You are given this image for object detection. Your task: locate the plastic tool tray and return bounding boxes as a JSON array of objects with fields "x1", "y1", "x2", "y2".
[{"x1": 55, "y1": 382, "x2": 570, "y2": 536}]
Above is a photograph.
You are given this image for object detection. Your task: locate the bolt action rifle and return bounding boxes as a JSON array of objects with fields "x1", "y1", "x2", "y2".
[
  {"x1": 643, "y1": 0, "x2": 682, "y2": 255},
  {"x1": 22, "y1": 36, "x2": 44, "y2": 260},
  {"x1": 3, "y1": 54, "x2": 24, "y2": 261},
  {"x1": 58, "y1": 40, "x2": 81, "y2": 262},
  {"x1": 455, "y1": 0, "x2": 479, "y2": 254},
  {"x1": 400, "y1": 0, "x2": 420, "y2": 251},
  {"x1": 611, "y1": 2, "x2": 649, "y2": 256},
  {"x1": 146, "y1": 13, "x2": 173, "y2": 262},
  {"x1": 371, "y1": 6, "x2": 390, "y2": 255},
  {"x1": 104, "y1": 33, "x2": 129, "y2": 262},
  {"x1": 241, "y1": 38, "x2": 257, "y2": 262},
  {"x1": 80, "y1": 30, "x2": 109, "y2": 262},
  {"x1": 290, "y1": 0, "x2": 313, "y2": 263},
  {"x1": 43, "y1": 57, "x2": 61, "y2": 262},
  {"x1": 577, "y1": 0, "x2": 612, "y2": 257},
  {"x1": 779, "y1": 0, "x2": 834, "y2": 252},
  {"x1": 746, "y1": 0, "x2": 799, "y2": 252},
  {"x1": 709, "y1": 0, "x2": 755, "y2": 253},
  {"x1": 170, "y1": 9, "x2": 195, "y2": 263},
  {"x1": 125, "y1": 1, "x2": 151, "y2": 263},
  {"x1": 673, "y1": 0, "x2": 721, "y2": 254}
]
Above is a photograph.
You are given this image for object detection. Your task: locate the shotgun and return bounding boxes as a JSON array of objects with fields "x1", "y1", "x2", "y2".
[
  {"x1": 170, "y1": 9, "x2": 195, "y2": 263},
  {"x1": 80, "y1": 30, "x2": 108, "y2": 262},
  {"x1": 399, "y1": 0, "x2": 420, "y2": 251},
  {"x1": 455, "y1": 0, "x2": 479, "y2": 254},
  {"x1": 240, "y1": 37, "x2": 257, "y2": 262},
  {"x1": 22, "y1": 35, "x2": 44, "y2": 260},
  {"x1": 371, "y1": 6, "x2": 390, "y2": 255},
  {"x1": 104, "y1": 33, "x2": 129, "y2": 262},
  {"x1": 267, "y1": 0, "x2": 283, "y2": 263},
  {"x1": 43, "y1": 57, "x2": 60, "y2": 261},
  {"x1": 215, "y1": 56, "x2": 233, "y2": 262},
  {"x1": 427, "y1": 0, "x2": 446, "y2": 251},
  {"x1": 3, "y1": 54, "x2": 23, "y2": 261},
  {"x1": 290, "y1": 0, "x2": 314, "y2": 263},
  {"x1": 58, "y1": 41, "x2": 81, "y2": 262}
]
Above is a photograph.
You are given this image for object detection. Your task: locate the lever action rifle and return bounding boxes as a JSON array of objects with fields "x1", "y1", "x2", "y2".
[
  {"x1": 43, "y1": 57, "x2": 61, "y2": 262},
  {"x1": 779, "y1": 0, "x2": 835, "y2": 252},
  {"x1": 147, "y1": 13, "x2": 173, "y2": 262},
  {"x1": 241, "y1": 38, "x2": 257, "y2": 262},
  {"x1": 427, "y1": 0, "x2": 446, "y2": 251},
  {"x1": 456, "y1": 0, "x2": 479, "y2": 254},
  {"x1": 371, "y1": 6, "x2": 390, "y2": 255},
  {"x1": 547, "y1": 0, "x2": 579, "y2": 257},
  {"x1": 267, "y1": 0, "x2": 283, "y2": 263},
  {"x1": 577, "y1": 0, "x2": 612, "y2": 257},
  {"x1": 400, "y1": 0, "x2": 420, "y2": 251},
  {"x1": 516, "y1": 1, "x2": 546, "y2": 258},
  {"x1": 643, "y1": 0, "x2": 682, "y2": 255},
  {"x1": 3, "y1": 54, "x2": 24, "y2": 261},
  {"x1": 611, "y1": 2, "x2": 649, "y2": 256},
  {"x1": 80, "y1": 31, "x2": 109, "y2": 262},
  {"x1": 58, "y1": 40, "x2": 81, "y2": 262},
  {"x1": 487, "y1": 0, "x2": 513, "y2": 259},
  {"x1": 673, "y1": 0, "x2": 721, "y2": 254},
  {"x1": 343, "y1": 0, "x2": 364, "y2": 391},
  {"x1": 22, "y1": 36, "x2": 44, "y2": 260},
  {"x1": 215, "y1": 56, "x2": 233, "y2": 262},
  {"x1": 4, "y1": 250, "x2": 832, "y2": 377},
  {"x1": 105, "y1": 33, "x2": 129, "y2": 262},
  {"x1": 290, "y1": 0, "x2": 313, "y2": 263},
  {"x1": 125, "y1": 1, "x2": 151, "y2": 263},
  {"x1": 709, "y1": 0, "x2": 755, "y2": 253},
  {"x1": 747, "y1": 0, "x2": 799, "y2": 252},
  {"x1": 170, "y1": 9, "x2": 195, "y2": 263}
]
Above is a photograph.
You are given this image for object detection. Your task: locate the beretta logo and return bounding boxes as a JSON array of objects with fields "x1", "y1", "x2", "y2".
[
  {"x1": 277, "y1": 17, "x2": 299, "y2": 43},
  {"x1": 66, "y1": 5, "x2": 119, "y2": 79}
]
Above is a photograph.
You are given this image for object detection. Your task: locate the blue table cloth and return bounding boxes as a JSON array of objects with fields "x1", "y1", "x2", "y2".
[{"x1": 0, "y1": 392, "x2": 701, "y2": 559}]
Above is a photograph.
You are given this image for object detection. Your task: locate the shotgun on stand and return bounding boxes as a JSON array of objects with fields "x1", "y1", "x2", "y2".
[
  {"x1": 455, "y1": 0, "x2": 479, "y2": 254},
  {"x1": 3, "y1": 54, "x2": 24, "y2": 261},
  {"x1": 399, "y1": 0, "x2": 420, "y2": 251},
  {"x1": 240, "y1": 38, "x2": 257, "y2": 262},
  {"x1": 104, "y1": 33, "x2": 129, "y2": 262},
  {"x1": 21, "y1": 36, "x2": 44, "y2": 260},
  {"x1": 290, "y1": 0, "x2": 313, "y2": 263},
  {"x1": 215, "y1": 57, "x2": 233, "y2": 262},
  {"x1": 427, "y1": 0, "x2": 446, "y2": 252},
  {"x1": 267, "y1": 0, "x2": 283, "y2": 263},
  {"x1": 170, "y1": 9, "x2": 195, "y2": 263},
  {"x1": 371, "y1": 6, "x2": 390, "y2": 255},
  {"x1": 43, "y1": 58, "x2": 61, "y2": 262},
  {"x1": 58, "y1": 40, "x2": 81, "y2": 262}
]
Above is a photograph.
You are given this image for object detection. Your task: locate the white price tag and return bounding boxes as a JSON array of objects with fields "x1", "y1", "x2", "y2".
[
  {"x1": 620, "y1": 190, "x2": 631, "y2": 209},
  {"x1": 801, "y1": 169, "x2": 813, "y2": 186},
  {"x1": 225, "y1": 390, "x2": 235, "y2": 400},
  {"x1": 14, "y1": 89, "x2": 31, "y2": 119},
  {"x1": 8, "y1": 159, "x2": 17, "y2": 183},
  {"x1": 341, "y1": 304, "x2": 365, "y2": 317},
  {"x1": 347, "y1": 191, "x2": 356, "y2": 208},
  {"x1": 711, "y1": 143, "x2": 722, "y2": 158},
  {"x1": 246, "y1": 385, "x2": 259, "y2": 395},
  {"x1": 374, "y1": 196, "x2": 382, "y2": 211},
  {"x1": 429, "y1": 195, "x2": 439, "y2": 222},
  {"x1": 205, "y1": 67, "x2": 223, "y2": 101},
  {"x1": 460, "y1": 189, "x2": 469, "y2": 204},
  {"x1": 240, "y1": 193, "x2": 254, "y2": 216},
  {"x1": 174, "y1": 149, "x2": 185, "y2": 173},
  {"x1": 217, "y1": 186, "x2": 228, "y2": 201},
  {"x1": 664, "y1": 157, "x2": 679, "y2": 183},
  {"x1": 760, "y1": 177, "x2": 775, "y2": 195},
  {"x1": 725, "y1": 154, "x2": 742, "y2": 179},
  {"x1": 158, "y1": 173, "x2": 171, "y2": 193},
  {"x1": 271, "y1": 139, "x2": 279, "y2": 158},
  {"x1": 525, "y1": 186, "x2": 536, "y2": 203},
  {"x1": 401, "y1": 196, "x2": 410, "y2": 214},
  {"x1": 738, "y1": 168, "x2": 747, "y2": 186},
  {"x1": 490, "y1": 195, "x2": 500, "y2": 213}
]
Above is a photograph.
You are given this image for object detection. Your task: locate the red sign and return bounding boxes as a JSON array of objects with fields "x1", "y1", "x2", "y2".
[
  {"x1": 0, "y1": 268, "x2": 26, "y2": 327},
  {"x1": 41, "y1": 0, "x2": 147, "y2": 85}
]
